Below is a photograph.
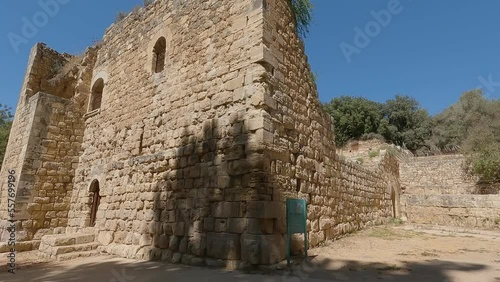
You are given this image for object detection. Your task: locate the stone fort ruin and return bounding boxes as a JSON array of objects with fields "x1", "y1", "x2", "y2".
[{"x1": 1, "y1": 0, "x2": 413, "y2": 265}]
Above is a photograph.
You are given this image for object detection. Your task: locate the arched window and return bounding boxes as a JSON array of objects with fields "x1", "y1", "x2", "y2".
[
  {"x1": 152, "y1": 37, "x2": 166, "y2": 73},
  {"x1": 89, "y1": 180, "x2": 101, "y2": 227},
  {"x1": 90, "y1": 78, "x2": 104, "y2": 111}
]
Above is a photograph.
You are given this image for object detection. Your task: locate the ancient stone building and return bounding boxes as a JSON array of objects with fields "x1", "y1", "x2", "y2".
[{"x1": 0, "y1": 0, "x2": 400, "y2": 265}]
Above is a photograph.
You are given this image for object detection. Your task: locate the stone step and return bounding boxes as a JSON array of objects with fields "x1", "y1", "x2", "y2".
[
  {"x1": 57, "y1": 250, "x2": 101, "y2": 261},
  {"x1": 41, "y1": 234, "x2": 95, "y2": 247},
  {"x1": 52, "y1": 242, "x2": 99, "y2": 256}
]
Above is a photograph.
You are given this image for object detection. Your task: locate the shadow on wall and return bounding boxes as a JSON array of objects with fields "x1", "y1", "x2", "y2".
[
  {"x1": 475, "y1": 182, "x2": 500, "y2": 195},
  {"x1": 146, "y1": 113, "x2": 261, "y2": 263},
  {"x1": 0, "y1": 256, "x2": 489, "y2": 282}
]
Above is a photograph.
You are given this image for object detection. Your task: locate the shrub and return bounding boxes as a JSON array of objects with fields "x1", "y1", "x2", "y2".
[
  {"x1": 391, "y1": 218, "x2": 404, "y2": 225},
  {"x1": 470, "y1": 150, "x2": 500, "y2": 182},
  {"x1": 143, "y1": 0, "x2": 154, "y2": 6},
  {"x1": 290, "y1": 0, "x2": 313, "y2": 38},
  {"x1": 132, "y1": 5, "x2": 141, "y2": 14},
  {"x1": 115, "y1": 11, "x2": 127, "y2": 23},
  {"x1": 361, "y1": 133, "x2": 386, "y2": 142}
]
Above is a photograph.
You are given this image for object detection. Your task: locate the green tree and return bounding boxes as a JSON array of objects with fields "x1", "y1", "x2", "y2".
[
  {"x1": 0, "y1": 104, "x2": 13, "y2": 170},
  {"x1": 430, "y1": 89, "x2": 489, "y2": 152},
  {"x1": 464, "y1": 124, "x2": 500, "y2": 182},
  {"x1": 323, "y1": 96, "x2": 383, "y2": 146},
  {"x1": 378, "y1": 95, "x2": 432, "y2": 153},
  {"x1": 426, "y1": 89, "x2": 500, "y2": 181}
]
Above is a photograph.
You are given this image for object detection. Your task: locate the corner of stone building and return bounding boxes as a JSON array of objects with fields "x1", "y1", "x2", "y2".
[{"x1": 245, "y1": 0, "x2": 398, "y2": 255}]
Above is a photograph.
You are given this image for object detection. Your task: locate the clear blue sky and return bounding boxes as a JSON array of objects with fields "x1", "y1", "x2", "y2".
[{"x1": 1, "y1": 0, "x2": 500, "y2": 115}]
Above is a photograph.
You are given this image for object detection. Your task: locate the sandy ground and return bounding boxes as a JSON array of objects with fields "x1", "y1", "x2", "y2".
[{"x1": 0, "y1": 224, "x2": 498, "y2": 282}]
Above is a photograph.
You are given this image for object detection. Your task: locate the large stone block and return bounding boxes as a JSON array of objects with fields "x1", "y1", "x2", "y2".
[
  {"x1": 246, "y1": 218, "x2": 273, "y2": 234},
  {"x1": 173, "y1": 222, "x2": 185, "y2": 236},
  {"x1": 241, "y1": 234, "x2": 285, "y2": 265},
  {"x1": 98, "y1": 231, "x2": 113, "y2": 246},
  {"x1": 169, "y1": 236, "x2": 180, "y2": 252},
  {"x1": 245, "y1": 201, "x2": 282, "y2": 219},
  {"x1": 227, "y1": 218, "x2": 246, "y2": 234},
  {"x1": 206, "y1": 233, "x2": 241, "y2": 260},
  {"x1": 188, "y1": 234, "x2": 206, "y2": 257},
  {"x1": 156, "y1": 234, "x2": 169, "y2": 249},
  {"x1": 212, "y1": 202, "x2": 242, "y2": 218}
]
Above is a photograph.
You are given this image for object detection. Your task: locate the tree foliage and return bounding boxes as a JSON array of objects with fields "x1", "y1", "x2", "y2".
[
  {"x1": 430, "y1": 90, "x2": 500, "y2": 181},
  {"x1": 290, "y1": 0, "x2": 313, "y2": 37},
  {"x1": 323, "y1": 95, "x2": 432, "y2": 152},
  {"x1": 324, "y1": 90, "x2": 500, "y2": 182},
  {"x1": 0, "y1": 104, "x2": 13, "y2": 170},
  {"x1": 323, "y1": 96, "x2": 383, "y2": 146},
  {"x1": 378, "y1": 95, "x2": 432, "y2": 153},
  {"x1": 430, "y1": 90, "x2": 487, "y2": 152}
]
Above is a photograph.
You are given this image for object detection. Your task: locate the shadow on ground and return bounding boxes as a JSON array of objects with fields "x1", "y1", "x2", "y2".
[
  {"x1": 0, "y1": 255, "x2": 491, "y2": 282},
  {"x1": 282, "y1": 257, "x2": 489, "y2": 281}
]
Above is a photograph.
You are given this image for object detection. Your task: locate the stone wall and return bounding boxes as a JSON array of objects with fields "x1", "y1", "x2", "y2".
[
  {"x1": 338, "y1": 139, "x2": 413, "y2": 172},
  {"x1": 0, "y1": 44, "x2": 96, "y2": 251},
  {"x1": 256, "y1": 0, "x2": 399, "y2": 260},
  {"x1": 1, "y1": 0, "x2": 401, "y2": 265},
  {"x1": 403, "y1": 195, "x2": 500, "y2": 229},
  {"x1": 400, "y1": 155, "x2": 476, "y2": 195},
  {"x1": 66, "y1": 0, "x2": 275, "y2": 265},
  {"x1": 66, "y1": 0, "x2": 399, "y2": 264},
  {"x1": 400, "y1": 154, "x2": 500, "y2": 229}
]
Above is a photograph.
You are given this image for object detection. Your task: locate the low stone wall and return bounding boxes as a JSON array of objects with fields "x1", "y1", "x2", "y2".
[
  {"x1": 400, "y1": 154, "x2": 500, "y2": 229},
  {"x1": 401, "y1": 195, "x2": 500, "y2": 229},
  {"x1": 400, "y1": 155, "x2": 476, "y2": 195}
]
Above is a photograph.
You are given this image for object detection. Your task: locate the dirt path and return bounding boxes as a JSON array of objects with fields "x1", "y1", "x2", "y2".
[
  {"x1": 302, "y1": 224, "x2": 500, "y2": 281},
  {"x1": 0, "y1": 224, "x2": 498, "y2": 282}
]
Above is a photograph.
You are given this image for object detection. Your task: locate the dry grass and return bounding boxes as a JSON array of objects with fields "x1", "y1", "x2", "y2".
[{"x1": 367, "y1": 227, "x2": 419, "y2": 240}]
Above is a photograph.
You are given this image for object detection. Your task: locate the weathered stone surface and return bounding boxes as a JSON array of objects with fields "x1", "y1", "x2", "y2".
[
  {"x1": 206, "y1": 233, "x2": 240, "y2": 260},
  {"x1": 171, "y1": 253, "x2": 182, "y2": 264},
  {"x1": 246, "y1": 219, "x2": 274, "y2": 234},
  {"x1": 97, "y1": 232, "x2": 113, "y2": 246},
  {"x1": 0, "y1": 0, "x2": 405, "y2": 267},
  {"x1": 158, "y1": 234, "x2": 169, "y2": 249},
  {"x1": 400, "y1": 155, "x2": 478, "y2": 195},
  {"x1": 212, "y1": 202, "x2": 242, "y2": 218},
  {"x1": 241, "y1": 234, "x2": 285, "y2": 265},
  {"x1": 169, "y1": 236, "x2": 180, "y2": 252},
  {"x1": 401, "y1": 194, "x2": 500, "y2": 229},
  {"x1": 400, "y1": 155, "x2": 500, "y2": 229},
  {"x1": 245, "y1": 201, "x2": 282, "y2": 219}
]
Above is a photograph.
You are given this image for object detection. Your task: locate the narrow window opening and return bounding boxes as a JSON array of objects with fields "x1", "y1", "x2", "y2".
[
  {"x1": 139, "y1": 131, "x2": 144, "y2": 154},
  {"x1": 153, "y1": 37, "x2": 166, "y2": 73},
  {"x1": 90, "y1": 78, "x2": 104, "y2": 111},
  {"x1": 89, "y1": 180, "x2": 101, "y2": 227}
]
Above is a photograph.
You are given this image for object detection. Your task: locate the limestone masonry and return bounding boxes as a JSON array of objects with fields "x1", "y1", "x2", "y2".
[
  {"x1": 400, "y1": 155, "x2": 500, "y2": 229},
  {"x1": 1, "y1": 0, "x2": 494, "y2": 267}
]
